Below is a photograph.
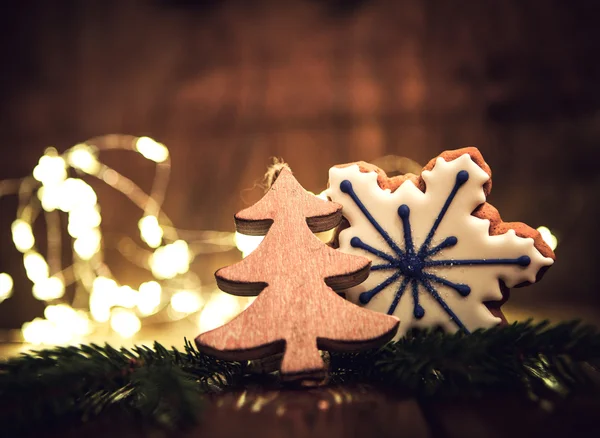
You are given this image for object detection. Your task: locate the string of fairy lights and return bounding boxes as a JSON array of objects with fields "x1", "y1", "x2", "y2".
[
  {"x1": 0, "y1": 137, "x2": 558, "y2": 345},
  {"x1": 0, "y1": 135, "x2": 265, "y2": 344}
]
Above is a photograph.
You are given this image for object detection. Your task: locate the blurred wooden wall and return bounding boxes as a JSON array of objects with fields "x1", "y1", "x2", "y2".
[{"x1": 1, "y1": 0, "x2": 599, "y2": 327}]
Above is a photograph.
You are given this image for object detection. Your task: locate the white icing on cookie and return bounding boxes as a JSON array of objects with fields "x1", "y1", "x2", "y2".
[{"x1": 326, "y1": 154, "x2": 554, "y2": 339}]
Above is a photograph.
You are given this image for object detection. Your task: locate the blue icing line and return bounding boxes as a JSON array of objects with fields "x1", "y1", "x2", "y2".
[
  {"x1": 417, "y1": 170, "x2": 469, "y2": 257},
  {"x1": 411, "y1": 279, "x2": 424, "y2": 319},
  {"x1": 339, "y1": 170, "x2": 530, "y2": 332},
  {"x1": 341, "y1": 180, "x2": 405, "y2": 257},
  {"x1": 359, "y1": 271, "x2": 402, "y2": 304},
  {"x1": 425, "y1": 256, "x2": 531, "y2": 268},
  {"x1": 387, "y1": 276, "x2": 410, "y2": 315}
]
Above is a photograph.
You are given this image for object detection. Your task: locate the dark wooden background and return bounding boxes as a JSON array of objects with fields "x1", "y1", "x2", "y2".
[{"x1": 1, "y1": 0, "x2": 599, "y2": 328}]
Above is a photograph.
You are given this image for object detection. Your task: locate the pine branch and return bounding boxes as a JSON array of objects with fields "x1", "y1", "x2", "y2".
[
  {"x1": 0, "y1": 321, "x2": 599, "y2": 434},
  {"x1": 329, "y1": 320, "x2": 600, "y2": 398},
  {"x1": 0, "y1": 339, "x2": 246, "y2": 434}
]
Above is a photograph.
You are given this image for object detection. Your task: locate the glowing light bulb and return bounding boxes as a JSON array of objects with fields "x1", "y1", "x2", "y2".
[
  {"x1": 135, "y1": 137, "x2": 169, "y2": 163},
  {"x1": 32, "y1": 276, "x2": 65, "y2": 300},
  {"x1": 72, "y1": 310, "x2": 94, "y2": 336},
  {"x1": 138, "y1": 281, "x2": 162, "y2": 315},
  {"x1": 44, "y1": 303, "x2": 73, "y2": 323},
  {"x1": 73, "y1": 227, "x2": 102, "y2": 260},
  {"x1": 115, "y1": 285, "x2": 138, "y2": 308},
  {"x1": 22, "y1": 318, "x2": 54, "y2": 344},
  {"x1": 90, "y1": 276, "x2": 118, "y2": 322},
  {"x1": 68, "y1": 205, "x2": 101, "y2": 238},
  {"x1": 43, "y1": 304, "x2": 93, "y2": 338},
  {"x1": 58, "y1": 178, "x2": 97, "y2": 213},
  {"x1": 93, "y1": 276, "x2": 118, "y2": 293},
  {"x1": 149, "y1": 240, "x2": 190, "y2": 279},
  {"x1": 11, "y1": 219, "x2": 35, "y2": 252},
  {"x1": 197, "y1": 291, "x2": 241, "y2": 333},
  {"x1": 110, "y1": 309, "x2": 141, "y2": 338},
  {"x1": 22, "y1": 318, "x2": 72, "y2": 345},
  {"x1": 67, "y1": 143, "x2": 100, "y2": 174},
  {"x1": 170, "y1": 290, "x2": 203, "y2": 314},
  {"x1": 23, "y1": 251, "x2": 49, "y2": 283},
  {"x1": 537, "y1": 226, "x2": 558, "y2": 251},
  {"x1": 37, "y1": 185, "x2": 62, "y2": 212},
  {"x1": 138, "y1": 215, "x2": 163, "y2": 248},
  {"x1": 33, "y1": 150, "x2": 67, "y2": 187},
  {"x1": 234, "y1": 232, "x2": 264, "y2": 258},
  {"x1": 0, "y1": 273, "x2": 14, "y2": 301}
]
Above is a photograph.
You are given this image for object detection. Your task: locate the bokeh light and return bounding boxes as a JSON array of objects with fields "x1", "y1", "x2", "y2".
[
  {"x1": 537, "y1": 226, "x2": 558, "y2": 251},
  {"x1": 0, "y1": 273, "x2": 14, "y2": 302},
  {"x1": 67, "y1": 143, "x2": 101, "y2": 174},
  {"x1": 197, "y1": 291, "x2": 242, "y2": 333},
  {"x1": 32, "y1": 276, "x2": 65, "y2": 301},
  {"x1": 33, "y1": 149, "x2": 67, "y2": 187},
  {"x1": 149, "y1": 240, "x2": 191, "y2": 279},
  {"x1": 137, "y1": 281, "x2": 162, "y2": 315},
  {"x1": 138, "y1": 215, "x2": 163, "y2": 248},
  {"x1": 110, "y1": 308, "x2": 142, "y2": 338},
  {"x1": 171, "y1": 290, "x2": 203, "y2": 314},
  {"x1": 135, "y1": 136, "x2": 169, "y2": 163},
  {"x1": 23, "y1": 251, "x2": 49, "y2": 284},
  {"x1": 11, "y1": 220, "x2": 35, "y2": 252}
]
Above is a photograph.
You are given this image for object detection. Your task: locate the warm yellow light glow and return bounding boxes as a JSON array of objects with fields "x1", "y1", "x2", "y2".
[
  {"x1": 58, "y1": 178, "x2": 97, "y2": 213},
  {"x1": 115, "y1": 285, "x2": 138, "y2": 308},
  {"x1": 22, "y1": 318, "x2": 55, "y2": 344},
  {"x1": 90, "y1": 276, "x2": 118, "y2": 322},
  {"x1": 68, "y1": 205, "x2": 101, "y2": 238},
  {"x1": 171, "y1": 290, "x2": 203, "y2": 314},
  {"x1": 243, "y1": 297, "x2": 256, "y2": 310},
  {"x1": 4, "y1": 135, "x2": 243, "y2": 346},
  {"x1": 316, "y1": 229, "x2": 335, "y2": 244},
  {"x1": 149, "y1": 240, "x2": 190, "y2": 279},
  {"x1": 72, "y1": 310, "x2": 94, "y2": 336},
  {"x1": 135, "y1": 137, "x2": 169, "y2": 163},
  {"x1": 73, "y1": 227, "x2": 102, "y2": 260},
  {"x1": 44, "y1": 304, "x2": 69, "y2": 321},
  {"x1": 137, "y1": 281, "x2": 162, "y2": 315},
  {"x1": 537, "y1": 226, "x2": 558, "y2": 251},
  {"x1": 0, "y1": 273, "x2": 14, "y2": 301},
  {"x1": 23, "y1": 251, "x2": 49, "y2": 283},
  {"x1": 197, "y1": 291, "x2": 241, "y2": 333},
  {"x1": 33, "y1": 150, "x2": 67, "y2": 187},
  {"x1": 110, "y1": 309, "x2": 141, "y2": 338},
  {"x1": 37, "y1": 185, "x2": 61, "y2": 212},
  {"x1": 90, "y1": 302, "x2": 110, "y2": 323},
  {"x1": 11, "y1": 219, "x2": 35, "y2": 252},
  {"x1": 93, "y1": 276, "x2": 118, "y2": 293},
  {"x1": 138, "y1": 215, "x2": 163, "y2": 248},
  {"x1": 32, "y1": 276, "x2": 65, "y2": 301},
  {"x1": 234, "y1": 232, "x2": 264, "y2": 258},
  {"x1": 67, "y1": 143, "x2": 101, "y2": 174},
  {"x1": 22, "y1": 317, "x2": 73, "y2": 345},
  {"x1": 44, "y1": 305, "x2": 94, "y2": 337}
]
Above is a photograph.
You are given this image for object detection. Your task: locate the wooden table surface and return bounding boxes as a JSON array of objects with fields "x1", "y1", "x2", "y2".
[{"x1": 23, "y1": 384, "x2": 598, "y2": 438}]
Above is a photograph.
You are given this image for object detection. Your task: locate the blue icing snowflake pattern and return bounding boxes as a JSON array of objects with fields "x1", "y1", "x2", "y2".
[{"x1": 339, "y1": 170, "x2": 531, "y2": 332}]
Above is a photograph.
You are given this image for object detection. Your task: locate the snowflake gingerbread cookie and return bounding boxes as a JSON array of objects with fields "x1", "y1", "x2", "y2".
[{"x1": 326, "y1": 147, "x2": 555, "y2": 338}]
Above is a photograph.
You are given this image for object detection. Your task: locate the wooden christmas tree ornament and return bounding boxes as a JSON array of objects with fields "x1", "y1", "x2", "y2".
[{"x1": 195, "y1": 167, "x2": 399, "y2": 381}]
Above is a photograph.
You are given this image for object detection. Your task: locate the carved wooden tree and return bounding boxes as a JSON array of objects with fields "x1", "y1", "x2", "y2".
[{"x1": 195, "y1": 168, "x2": 399, "y2": 381}]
